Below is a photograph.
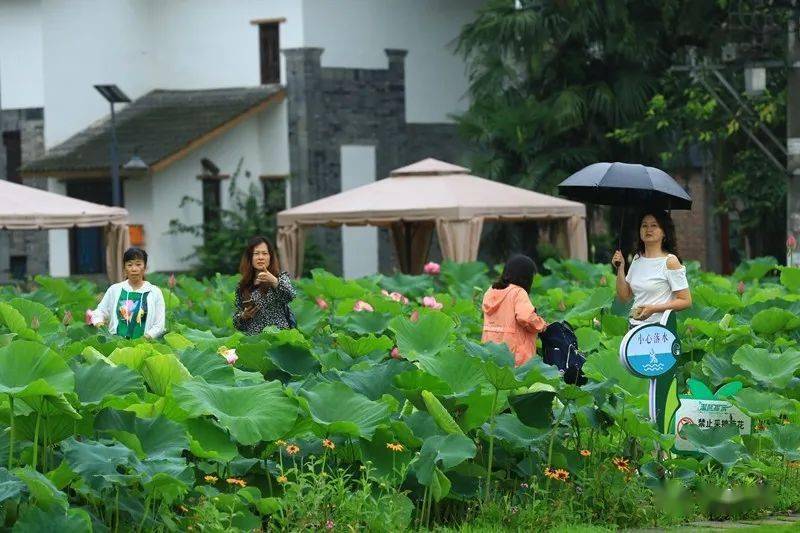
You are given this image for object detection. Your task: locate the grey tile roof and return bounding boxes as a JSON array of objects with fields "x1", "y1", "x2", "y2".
[{"x1": 22, "y1": 85, "x2": 284, "y2": 175}]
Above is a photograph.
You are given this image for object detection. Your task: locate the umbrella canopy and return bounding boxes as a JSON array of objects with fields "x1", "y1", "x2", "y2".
[{"x1": 558, "y1": 162, "x2": 692, "y2": 210}]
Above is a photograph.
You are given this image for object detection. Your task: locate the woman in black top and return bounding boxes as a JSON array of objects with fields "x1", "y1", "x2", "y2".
[{"x1": 233, "y1": 236, "x2": 296, "y2": 334}]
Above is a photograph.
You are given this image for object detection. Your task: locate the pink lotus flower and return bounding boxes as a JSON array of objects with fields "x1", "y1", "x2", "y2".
[
  {"x1": 391, "y1": 347, "x2": 402, "y2": 360},
  {"x1": 422, "y1": 296, "x2": 443, "y2": 310},
  {"x1": 62, "y1": 310, "x2": 73, "y2": 326},
  {"x1": 353, "y1": 300, "x2": 374, "y2": 312},
  {"x1": 168, "y1": 273, "x2": 176, "y2": 289},
  {"x1": 381, "y1": 290, "x2": 408, "y2": 304},
  {"x1": 316, "y1": 297, "x2": 329, "y2": 310},
  {"x1": 788, "y1": 234, "x2": 798, "y2": 251},
  {"x1": 737, "y1": 281, "x2": 746, "y2": 295},
  {"x1": 423, "y1": 262, "x2": 441, "y2": 275},
  {"x1": 218, "y1": 347, "x2": 238, "y2": 365},
  {"x1": 410, "y1": 310, "x2": 419, "y2": 323},
  {"x1": 84, "y1": 309, "x2": 93, "y2": 325}
]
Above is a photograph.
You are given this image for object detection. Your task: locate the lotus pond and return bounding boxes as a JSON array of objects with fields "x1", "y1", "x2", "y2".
[{"x1": 1, "y1": 258, "x2": 800, "y2": 531}]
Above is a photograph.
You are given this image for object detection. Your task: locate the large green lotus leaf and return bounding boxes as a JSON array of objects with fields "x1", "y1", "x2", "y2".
[
  {"x1": 180, "y1": 327, "x2": 241, "y2": 351},
  {"x1": 601, "y1": 314, "x2": 629, "y2": 337},
  {"x1": 309, "y1": 269, "x2": 367, "y2": 299},
  {"x1": 267, "y1": 343, "x2": 320, "y2": 376},
  {"x1": 297, "y1": 381, "x2": 390, "y2": 440},
  {"x1": 440, "y1": 261, "x2": 488, "y2": 299},
  {"x1": 581, "y1": 347, "x2": 649, "y2": 398},
  {"x1": 731, "y1": 388, "x2": 795, "y2": 419},
  {"x1": 389, "y1": 312, "x2": 454, "y2": 362},
  {"x1": 0, "y1": 467, "x2": 25, "y2": 503},
  {"x1": 21, "y1": 393, "x2": 81, "y2": 419},
  {"x1": 509, "y1": 391, "x2": 556, "y2": 428},
  {"x1": 73, "y1": 361, "x2": 144, "y2": 406},
  {"x1": 394, "y1": 369, "x2": 452, "y2": 396},
  {"x1": 141, "y1": 353, "x2": 192, "y2": 396},
  {"x1": 456, "y1": 388, "x2": 505, "y2": 431},
  {"x1": 60, "y1": 437, "x2": 139, "y2": 492},
  {"x1": 337, "y1": 360, "x2": 414, "y2": 401},
  {"x1": 692, "y1": 286, "x2": 744, "y2": 313},
  {"x1": 291, "y1": 298, "x2": 327, "y2": 336},
  {"x1": 750, "y1": 308, "x2": 800, "y2": 335},
  {"x1": 430, "y1": 467, "x2": 451, "y2": 502},
  {"x1": 235, "y1": 339, "x2": 275, "y2": 374},
  {"x1": 0, "y1": 303, "x2": 40, "y2": 341},
  {"x1": 780, "y1": 267, "x2": 800, "y2": 292},
  {"x1": 679, "y1": 424, "x2": 747, "y2": 469},
  {"x1": 80, "y1": 346, "x2": 115, "y2": 366},
  {"x1": 179, "y1": 348, "x2": 235, "y2": 385},
  {"x1": 380, "y1": 273, "x2": 434, "y2": 298},
  {"x1": 12, "y1": 412, "x2": 76, "y2": 445},
  {"x1": 8, "y1": 298, "x2": 62, "y2": 339},
  {"x1": 185, "y1": 417, "x2": 239, "y2": 462},
  {"x1": 417, "y1": 347, "x2": 487, "y2": 395},
  {"x1": 335, "y1": 333, "x2": 394, "y2": 359},
  {"x1": 575, "y1": 327, "x2": 601, "y2": 353},
  {"x1": 564, "y1": 287, "x2": 614, "y2": 321},
  {"x1": 12, "y1": 507, "x2": 92, "y2": 533},
  {"x1": 483, "y1": 413, "x2": 548, "y2": 449},
  {"x1": 359, "y1": 426, "x2": 414, "y2": 481},
  {"x1": 701, "y1": 354, "x2": 752, "y2": 387},
  {"x1": 766, "y1": 425, "x2": 800, "y2": 460},
  {"x1": 172, "y1": 379, "x2": 298, "y2": 445},
  {"x1": 413, "y1": 434, "x2": 477, "y2": 485},
  {"x1": 733, "y1": 257, "x2": 777, "y2": 281},
  {"x1": 340, "y1": 312, "x2": 393, "y2": 335},
  {"x1": 732, "y1": 345, "x2": 800, "y2": 388},
  {"x1": 0, "y1": 340, "x2": 74, "y2": 398},
  {"x1": 108, "y1": 346, "x2": 149, "y2": 370},
  {"x1": 164, "y1": 332, "x2": 194, "y2": 350},
  {"x1": 12, "y1": 466, "x2": 68, "y2": 511},
  {"x1": 94, "y1": 409, "x2": 188, "y2": 459}
]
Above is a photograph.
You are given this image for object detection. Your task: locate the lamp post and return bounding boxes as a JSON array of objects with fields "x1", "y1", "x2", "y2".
[{"x1": 94, "y1": 85, "x2": 131, "y2": 207}]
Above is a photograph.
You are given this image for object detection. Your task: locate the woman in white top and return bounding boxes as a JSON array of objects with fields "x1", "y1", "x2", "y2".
[
  {"x1": 612, "y1": 211, "x2": 692, "y2": 326},
  {"x1": 90, "y1": 247, "x2": 166, "y2": 340}
]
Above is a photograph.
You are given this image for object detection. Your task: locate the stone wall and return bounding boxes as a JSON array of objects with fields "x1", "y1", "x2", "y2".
[
  {"x1": 0, "y1": 107, "x2": 47, "y2": 282},
  {"x1": 283, "y1": 47, "x2": 469, "y2": 275}
]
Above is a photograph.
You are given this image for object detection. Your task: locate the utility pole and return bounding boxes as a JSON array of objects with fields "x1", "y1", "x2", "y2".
[{"x1": 789, "y1": 9, "x2": 800, "y2": 265}]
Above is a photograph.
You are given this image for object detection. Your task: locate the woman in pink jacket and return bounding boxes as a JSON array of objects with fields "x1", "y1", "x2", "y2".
[{"x1": 481, "y1": 255, "x2": 547, "y2": 366}]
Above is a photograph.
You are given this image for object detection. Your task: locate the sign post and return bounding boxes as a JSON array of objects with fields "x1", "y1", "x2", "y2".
[{"x1": 619, "y1": 310, "x2": 681, "y2": 434}]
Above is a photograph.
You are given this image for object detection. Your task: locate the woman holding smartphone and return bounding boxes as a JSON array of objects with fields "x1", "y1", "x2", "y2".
[
  {"x1": 612, "y1": 211, "x2": 692, "y2": 327},
  {"x1": 233, "y1": 236, "x2": 296, "y2": 335}
]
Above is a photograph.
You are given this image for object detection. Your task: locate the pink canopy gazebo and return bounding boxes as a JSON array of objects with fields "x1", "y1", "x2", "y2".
[
  {"x1": 0, "y1": 180, "x2": 130, "y2": 281},
  {"x1": 277, "y1": 158, "x2": 588, "y2": 276}
]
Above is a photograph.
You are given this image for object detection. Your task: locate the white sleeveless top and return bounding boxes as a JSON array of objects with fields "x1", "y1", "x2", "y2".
[{"x1": 625, "y1": 254, "x2": 689, "y2": 325}]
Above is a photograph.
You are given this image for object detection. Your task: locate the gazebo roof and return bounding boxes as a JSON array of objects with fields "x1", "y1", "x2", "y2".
[
  {"x1": 0, "y1": 180, "x2": 128, "y2": 230},
  {"x1": 277, "y1": 158, "x2": 585, "y2": 227}
]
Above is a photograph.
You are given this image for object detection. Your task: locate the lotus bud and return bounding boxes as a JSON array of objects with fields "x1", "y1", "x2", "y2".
[
  {"x1": 85, "y1": 309, "x2": 93, "y2": 325},
  {"x1": 391, "y1": 347, "x2": 402, "y2": 360},
  {"x1": 410, "y1": 310, "x2": 420, "y2": 323},
  {"x1": 599, "y1": 275, "x2": 607, "y2": 287},
  {"x1": 218, "y1": 346, "x2": 238, "y2": 365},
  {"x1": 558, "y1": 300, "x2": 566, "y2": 312},
  {"x1": 423, "y1": 262, "x2": 441, "y2": 275},
  {"x1": 737, "y1": 281, "x2": 745, "y2": 295},
  {"x1": 353, "y1": 300, "x2": 374, "y2": 312},
  {"x1": 592, "y1": 318, "x2": 601, "y2": 329},
  {"x1": 30, "y1": 316, "x2": 40, "y2": 330},
  {"x1": 316, "y1": 297, "x2": 329, "y2": 310},
  {"x1": 62, "y1": 310, "x2": 73, "y2": 326},
  {"x1": 422, "y1": 296, "x2": 443, "y2": 310},
  {"x1": 788, "y1": 234, "x2": 798, "y2": 251},
  {"x1": 169, "y1": 273, "x2": 177, "y2": 289}
]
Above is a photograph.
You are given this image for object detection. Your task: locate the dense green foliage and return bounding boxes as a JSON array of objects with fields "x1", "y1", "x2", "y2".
[{"x1": 0, "y1": 258, "x2": 799, "y2": 530}]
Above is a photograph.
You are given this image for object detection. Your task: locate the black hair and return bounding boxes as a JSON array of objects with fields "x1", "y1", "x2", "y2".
[
  {"x1": 123, "y1": 247, "x2": 148, "y2": 265},
  {"x1": 635, "y1": 211, "x2": 680, "y2": 261},
  {"x1": 492, "y1": 254, "x2": 536, "y2": 293}
]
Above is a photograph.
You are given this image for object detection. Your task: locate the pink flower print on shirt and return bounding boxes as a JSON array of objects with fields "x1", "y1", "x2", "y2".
[{"x1": 119, "y1": 300, "x2": 136, "y2": 322}]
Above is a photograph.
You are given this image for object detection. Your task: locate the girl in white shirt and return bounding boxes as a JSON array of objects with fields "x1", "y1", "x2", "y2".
[
  {"x1": 90, "y1": 247, "x2": 166, "y2": 340},
  {"x1": 612, "y1": 211, "x2": 692, "y2": 326}
]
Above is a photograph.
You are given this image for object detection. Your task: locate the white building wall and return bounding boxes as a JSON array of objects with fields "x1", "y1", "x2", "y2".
[
  {"x1": 46, "y1": 178, "x2": 69, "y2": 277},
  {"x1": 0, "y1": 0, "x2": 44, "y2": 110},
  {"x1": 302, "y1": 0, "x2": 481, "y2": 123},
  {"x1": 340, "y1": 145, "x2": 377, "y2": 279}
]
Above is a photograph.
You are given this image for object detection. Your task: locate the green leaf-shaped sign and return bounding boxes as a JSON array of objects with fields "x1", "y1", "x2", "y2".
[{"x1": 172, "y1": 379, "x2": 298, "y2": 445}]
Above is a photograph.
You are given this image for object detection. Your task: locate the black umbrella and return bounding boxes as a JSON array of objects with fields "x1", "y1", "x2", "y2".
[
  {"x1": 558, "y1": 162, "x2": 693, "y2": 252},
  {"x1": 558, "y1": 162, "x2": 692, "y2": 210}
]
